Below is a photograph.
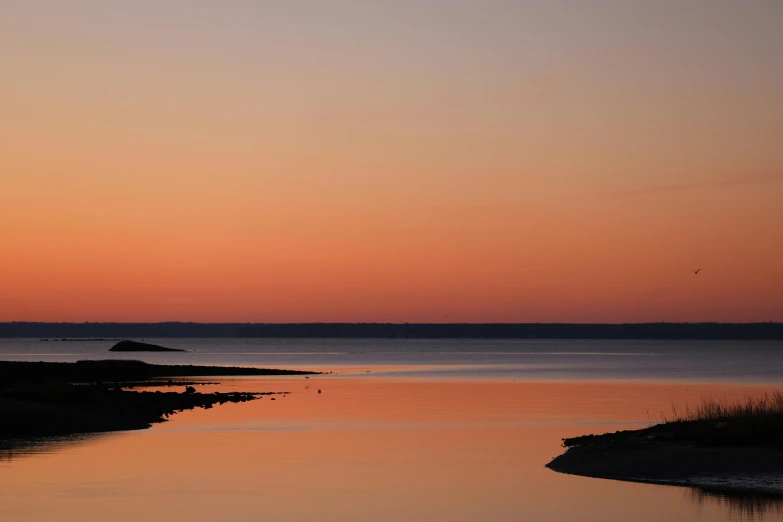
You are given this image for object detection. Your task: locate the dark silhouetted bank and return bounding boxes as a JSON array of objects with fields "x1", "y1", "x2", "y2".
[
  {"x1": 0, "y1": 359, "x2": 316, "y2": 384},
  {"x1": 547, "y1": 394, "x2": 783, "y2": 495},
  {"x1": 109, "y1": 340, "x2": 185, "y2": 352},
  {"x1": 0, "y1": 360, "x2": 317, "y2": 438},
  {"x1": 1, "y1": 322, "x2": 782, "y2": 339}
]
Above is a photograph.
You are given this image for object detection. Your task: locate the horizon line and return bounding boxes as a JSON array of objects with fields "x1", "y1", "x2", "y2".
[{"x1": 2, "y1": 321, "x2": 780, "y2": 326}]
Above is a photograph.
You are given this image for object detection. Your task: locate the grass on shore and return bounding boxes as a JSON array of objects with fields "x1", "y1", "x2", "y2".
[
  {"x1": 645, "y1": 392, "x2": 783, "y2": 447},
  {"x1": 564, "y1": 392, "x2": 783, "y2": 449},
  {"x1": 660, "y1": 392, "x2": 783, "y2": 424}
]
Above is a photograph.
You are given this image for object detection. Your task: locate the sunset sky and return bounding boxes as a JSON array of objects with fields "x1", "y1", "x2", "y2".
[{"x1": 2, "y1": 1, "x2": 782, "y2": 323}]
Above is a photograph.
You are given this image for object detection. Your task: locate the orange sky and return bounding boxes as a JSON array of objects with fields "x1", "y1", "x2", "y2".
[{"x1": 1, "y1": 1, "x2": 782, "y2": 322}]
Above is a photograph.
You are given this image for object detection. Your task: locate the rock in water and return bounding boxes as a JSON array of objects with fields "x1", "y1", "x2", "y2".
[{"x1": 109, "y1": 340, "x2": 185, "y2": 352}]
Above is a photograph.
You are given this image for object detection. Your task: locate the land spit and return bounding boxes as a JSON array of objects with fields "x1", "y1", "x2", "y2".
[
  {"x1": 547, "y1": 418, "x2": 783, "y2": 495},
  {"x1": 0, "y1": 360, "x2": 318, "y2": 438}
]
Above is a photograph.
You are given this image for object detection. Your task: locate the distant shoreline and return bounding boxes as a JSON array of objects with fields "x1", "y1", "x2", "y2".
[
  {"x1": 1, "y1": 322, "x2": 781, "y2": 340},
  {"x1": 41, "y1": 338, "x2": 123, "y2": 342}
]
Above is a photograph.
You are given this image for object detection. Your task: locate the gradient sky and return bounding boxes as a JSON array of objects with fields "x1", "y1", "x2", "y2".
[{"x1": 2, "y1": 1, "x2": 782, "y2": 322}]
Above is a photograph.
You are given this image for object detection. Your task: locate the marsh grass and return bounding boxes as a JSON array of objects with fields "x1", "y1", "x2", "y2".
[
  {"x1": 643, "y1": 392, "x2": 783, "y2": 448},
  {"x1": 660, "y1": 392, "x2": 783, "y2": 424},
  {"x1": 567, "y1": 392, "x2": 783, "y2": 448}
]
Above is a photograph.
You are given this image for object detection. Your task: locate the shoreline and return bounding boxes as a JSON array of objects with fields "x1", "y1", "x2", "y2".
[
  {"x1": 0, "y1": 360, "x2": 317, "y2": 439},
  {"x1": 547, "y1": 422, "x2": 783, "y2": 496},
  {"x1": 4, "y1": 322, "x2": 782, "y2": 340}
]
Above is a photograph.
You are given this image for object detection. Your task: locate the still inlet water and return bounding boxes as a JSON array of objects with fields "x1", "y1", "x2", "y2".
[{"x1": 1, "y1": 339, "x2": 783, "y2": 521}]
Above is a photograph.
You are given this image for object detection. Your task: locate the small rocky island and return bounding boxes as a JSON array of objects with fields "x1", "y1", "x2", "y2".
[{"x1": 110, "y1": 340, "x2": 185, "y2": 352}]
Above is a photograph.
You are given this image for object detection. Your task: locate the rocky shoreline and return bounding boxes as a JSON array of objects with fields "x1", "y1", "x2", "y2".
[{"x1": 0, "y1": 360, "x2": 316, "y2": 438}]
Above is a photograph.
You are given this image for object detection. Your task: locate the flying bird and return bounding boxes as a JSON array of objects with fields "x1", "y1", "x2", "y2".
[{"x1": 693, "y1": 268, "x2": 702, "y2": 275}]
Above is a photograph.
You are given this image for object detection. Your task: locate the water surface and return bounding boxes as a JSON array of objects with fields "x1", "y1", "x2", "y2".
[
  {"x1": 2, "y1": 338, "x2": 783, "y2": 383},
  {"x1": 1, "y1": 339, "x2": 783, "y2": 521}
]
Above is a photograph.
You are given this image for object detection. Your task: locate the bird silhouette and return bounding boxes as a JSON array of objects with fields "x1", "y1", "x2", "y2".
[{"x1": 693, "y1": 268, "x2": 702, "y2": 275}]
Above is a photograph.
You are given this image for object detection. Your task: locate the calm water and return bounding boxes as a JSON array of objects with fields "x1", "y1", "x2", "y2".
[
  {"x1": 3, "y1": 338, "x2": 783, "y2": 382},
  {"x1": 2, "y1": 339, "x2": 783, "y2": 521}
]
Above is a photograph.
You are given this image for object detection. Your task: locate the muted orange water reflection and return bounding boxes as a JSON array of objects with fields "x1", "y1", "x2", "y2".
[{"x1": 1, "y1": 377, "x2": 781, "y2": 521}]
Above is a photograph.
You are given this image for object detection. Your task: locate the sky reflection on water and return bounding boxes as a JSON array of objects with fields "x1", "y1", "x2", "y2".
[{"x1": 2, "y1": 374, "x2": 783, "y2": 521}]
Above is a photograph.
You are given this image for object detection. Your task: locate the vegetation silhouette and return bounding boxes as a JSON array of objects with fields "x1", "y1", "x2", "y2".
[{"x1": 1, "y1": 322, "x2": 781, "y2": 339}]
